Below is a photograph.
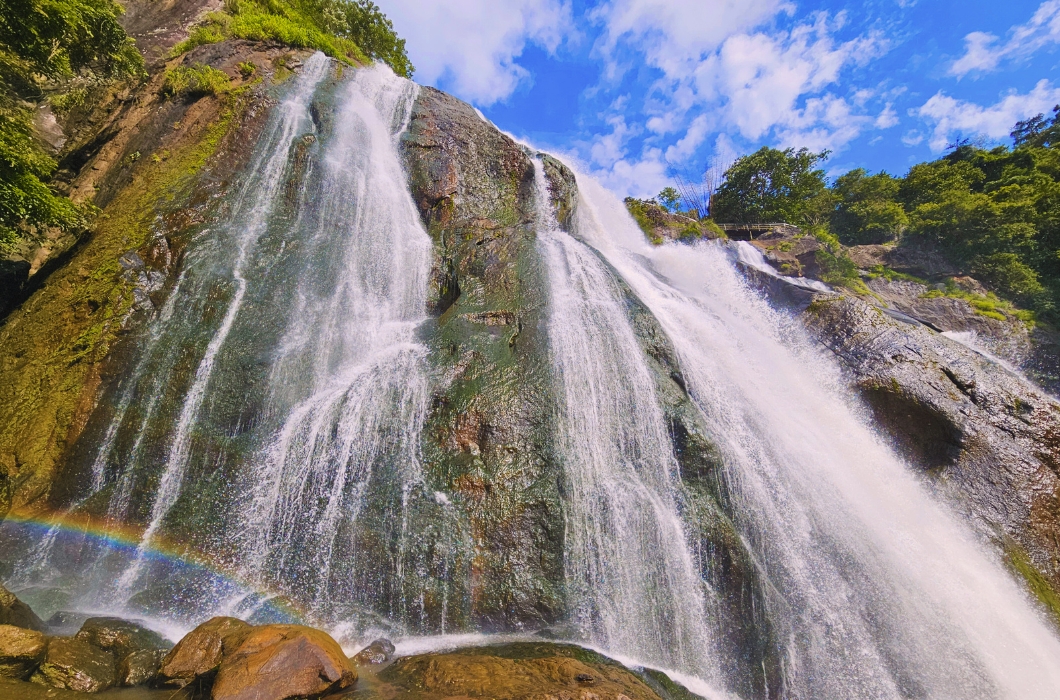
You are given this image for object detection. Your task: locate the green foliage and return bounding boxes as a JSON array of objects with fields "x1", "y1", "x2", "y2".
[
  {"x1": 162, "y1": 64, "x2": 232, "y2": 99},
  {"x1": 238, "y1": 61, "x2": 256, "y2": 77},
  {"x1": 658, "y1": 186, "x2": 680, "y2": 212},
  {"x1": 0, "y1": 0, "x2": 143, "y2": 94},
  {"x1": 712, "y1": 147, "x2": 834, "y2": 227},
  {"x1": 624, "y1": 196, "x2": 663, "y2": 244},
  {"x1": 0, "y1": 0, "x2": 143, "y2": 253},
  {"x1": 173, "y1": 0, "x2": 412, "y2": 77},
  {"x1": 831, "y1": 168, "x2": 908, "y2": 244}
]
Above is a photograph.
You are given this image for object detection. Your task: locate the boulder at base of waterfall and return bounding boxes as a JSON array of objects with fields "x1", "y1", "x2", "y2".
[
  {"x1": 75, "y1": 617, "x2": 171, "y2": 661},
  {"x1": 211, "y1": 624, "x2": 356, "y2": 700},
  {"x1": 118, "y1": 648, "x2": 162, "y2": 687},
  {"x1": 372, "y1": 642, "x2": 687, "y2": 700},
  {"x1": 157, "y1": 616, "x2": 253, "y2": 688},
  {"x1": 0, "y1": 585, "x2": 46, "y2": 631},
  {"x1": 29, "y1": 637, "x2": 115, "y2": 692},
  {"x1": 0, "y1": 624, "x2": 46, "y2": 678},
  {"x1": 352, "y1": 638, "x2": 395, "y2": 666}
]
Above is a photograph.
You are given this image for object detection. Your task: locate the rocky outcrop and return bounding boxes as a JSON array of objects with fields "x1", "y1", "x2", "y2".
[
  {"x1": 795, "y1": 294, "x2": 1060, "y2": 610},
  {"x1": 0, "y1": 42, "x2": 314, "y2": 519},
  {"x1": 401, "y1": 86, "x2": 563, "y2": 631}
]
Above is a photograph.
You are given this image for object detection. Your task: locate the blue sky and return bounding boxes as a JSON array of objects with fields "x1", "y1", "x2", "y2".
[{"x1": 379, "y1": 0, "x2": 1060, "y2": 197}]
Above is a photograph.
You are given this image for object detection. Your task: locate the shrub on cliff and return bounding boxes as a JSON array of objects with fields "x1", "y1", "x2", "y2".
[{"x1": 174, "y1": 0, "x2": 413, "y2": 77}]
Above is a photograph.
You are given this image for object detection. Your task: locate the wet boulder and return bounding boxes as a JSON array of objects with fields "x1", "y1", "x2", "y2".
[
  {"x1": 157, "y1": 616, "x2": 252, "y2": 688},
  {"x1": 0, "y1": 585, "x2": 46, "y2": 631},
  {"x1": 29, "y1": 637, "x2": 115, "y2": 692},
  {"x1": 75, "y1": 617, "x2": 170, "y2": 661},
  {"x1": 352, "y1": 638, "x2": 395, "y2": 666},
  {"x1": 0, "y1": 624, "x2": 46, "y2": 678},
  {"x1": 211, "y1": 624, "x2": 356, "y2": 700},
  {"x1": 118, "y1": 648, "x2": 162, "y2": 687}
]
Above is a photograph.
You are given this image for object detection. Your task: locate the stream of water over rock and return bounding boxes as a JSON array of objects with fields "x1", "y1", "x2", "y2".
[{"x1": 3, "y1": 55, "x2": 1060, "y2": 699}]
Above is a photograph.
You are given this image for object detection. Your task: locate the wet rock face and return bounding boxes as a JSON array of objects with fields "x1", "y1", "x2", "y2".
[
  {"x1": 211, "y1": 624, "x2": 356, "y2": 700},
  {"x1": 157, "y1": 616, "x2": 252, "y2": 688},
  {"x1": 402, "y1": 86, "x2": 564, "y2": 631},
  {"x1": 0, "y1": 625, "x2": 46, "y2": 679},
  {"x1": 117, "y1": 648, "x2": 161, "y2": 687},
  {"x1": 803, "y1": 295, "x2": 1060, "y2": 595},
  {"x1": 30, "y1": 637, "x2": 115, "y2": 693}
]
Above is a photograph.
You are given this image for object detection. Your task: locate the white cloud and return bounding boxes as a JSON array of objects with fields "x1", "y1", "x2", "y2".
[
  {"x1": 683, "y1": 13, "x2": 889, "y2": 152},
  {"x1": 598, "y1": 149, "x2": 671, "y2": 199},
  {"x1": 950, "y1": 0, "x2": 1060, "y2": 77},
  {"x1": 875, "y1": 105, "x2": 899, "y2": 128},
  {"x1": 592, "y1": 0, "x2": 791, "y2": 78},
  {"x1": 917, "y1": 79, "x2": 1060, "y2": 150},
  {"x1": 665, "y1": 114, "x2": 712, "y2": 162},
  {"x1": 381, "y1": 0, "x2": 573, "y2": 104}
]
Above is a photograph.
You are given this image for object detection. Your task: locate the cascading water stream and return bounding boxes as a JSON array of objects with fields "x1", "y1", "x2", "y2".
[
  {"x1": 532, "y1": 161, "x2": 718, "y2": 679},
  {"x1": 232, "y1": 65, "x2": 432, "y2": 617},
  {"x1": 9, "y1": 58, "x2": 440, "y2": 633},
  {"x1": 112, "y1": 53, "x2": 333, "y2": 595},
  {"x1": 569, "y1": 171, "x2": 1060, "y2": 698}
]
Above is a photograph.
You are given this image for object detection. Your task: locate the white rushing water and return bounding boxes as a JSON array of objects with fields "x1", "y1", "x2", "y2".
[
  {"x1": 112, "y1": 53, "x2": 333, "y2": 595},
  {"x1": 569, "y1": 171, "x2": 1060, "y2": 698},
  {"x1": 235, "y1": 65, "x2": 432, "y2": 612},
  {"x1": 532, "y1": 160, "x2": 719, "y2": 678}
]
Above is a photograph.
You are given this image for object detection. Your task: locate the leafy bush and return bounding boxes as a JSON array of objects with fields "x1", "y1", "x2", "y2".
[{"x1": 162, "y1": 64, "x2": 232, "y2": 99}]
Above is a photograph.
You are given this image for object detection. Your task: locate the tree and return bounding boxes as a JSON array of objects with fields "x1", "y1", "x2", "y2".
[
  {"x1": 657, "y1": 187, "x2": 680, "y2": 213},
  {"x1": 711, "y1": 147, "x2": 833, "y2": 226},
  {"x1": 831, "y1": 169, "x2": 908, "y2": 245}
]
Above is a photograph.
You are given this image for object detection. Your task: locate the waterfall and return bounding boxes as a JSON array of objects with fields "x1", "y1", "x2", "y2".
[
  {"x1": 11, "y1": 57, "x2": 437, "y2": 630},
  {"x1": 570, "y1": 172, "x2": 1060, "y2": 698},
  {"x1": 532, "y1": 161, "x2": 718, "y2": 677},
  {"x1": 233, "y1": 64, "x2": 432, "y2": 616}
]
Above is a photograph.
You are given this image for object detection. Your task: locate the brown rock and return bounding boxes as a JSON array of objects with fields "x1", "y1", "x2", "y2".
[
  {"x1": 118, "y1": 648, "x2": 161, "y2": 687},
  {"x1": 157, "y1": 616, "x2": 252, "y2": 688},
  {"x1": 29, "y1": 637, "x2": 115, "y2": 693},
  {"x1": 75, "y1": 617, "x2": 169, "y2": 661},
  {"x1": 352, "y1": 638, "x2": 395, "y2": 666},
  {"x1": 0, "y1": 624, "x2": 46, "y2": 678},
  {"x1": 211, "y1": 624, "x2": 356, "y2": 700},
  {"x1": 378, "y1": 642, "x2": 666, "y2": 700},
  {"x1": 0, "y1": 585, "x2": 46, "y2": 632}
]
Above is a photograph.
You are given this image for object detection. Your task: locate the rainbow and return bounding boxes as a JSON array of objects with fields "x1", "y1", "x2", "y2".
[{"x1": 1, "y1": 510, "x2": 307, "y2": 622}]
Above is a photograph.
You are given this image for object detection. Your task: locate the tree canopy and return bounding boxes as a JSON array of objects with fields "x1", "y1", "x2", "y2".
[{"x1": 711, "y1": 147, "x2": 833, "y2": 227}]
